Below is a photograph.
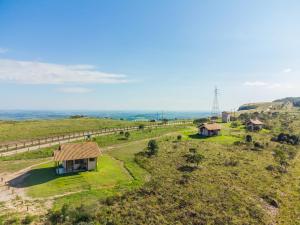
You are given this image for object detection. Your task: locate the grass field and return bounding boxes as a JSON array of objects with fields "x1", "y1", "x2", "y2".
[
  {"x1": 0, "y1": 158, "x2": 50, "y2": 174},
  {"x1": 0, "y1": 118, "x2": 156, "y2": 143},
  {"x1": 94, "y1": 125, "x2": 188, "y2": 147},
  {"x1": 53, "y1": 140, "x2": 151, "y2": 209},
  {"x1": 23, "y1": 154, "x2": 133, "y2": 198},
  {"x1": 1, "y1": 114, "x2": 300, "y2": 224},
  {"x1": 44, "y1": 115, "x2": 300, "y2": 225}
]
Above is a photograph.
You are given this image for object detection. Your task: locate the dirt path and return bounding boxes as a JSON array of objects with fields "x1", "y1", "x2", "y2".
[{"x1": 0, "y1": 159, "x2": 52, "y2": 201}]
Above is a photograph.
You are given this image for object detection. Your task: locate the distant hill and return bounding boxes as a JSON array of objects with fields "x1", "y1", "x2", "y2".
[
  {"x1": 238, "y1": 97, "x2": 300, "y2": 111},
  {"x1": 273, "y1": 97, "x2": 300, "y2": 107}
]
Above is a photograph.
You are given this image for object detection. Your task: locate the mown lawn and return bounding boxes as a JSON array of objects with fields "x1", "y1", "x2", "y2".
[
  {"x1": 53, "y1": 140, "x2": 151, "y2": 209},
  {"x1": 181, "y1": 123, "x2": 244, "y2": 145},
  {"x1": 24, "y1": 154, "x2": 133, "y2": 198}
]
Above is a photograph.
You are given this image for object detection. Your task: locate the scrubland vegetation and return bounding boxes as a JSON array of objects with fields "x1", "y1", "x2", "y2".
[{"x1": 1, "y1": 111, "x2": 300, "y2": 224}]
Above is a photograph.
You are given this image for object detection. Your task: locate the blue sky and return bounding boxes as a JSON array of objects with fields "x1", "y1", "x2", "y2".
[{"x1": 0, "y1": 0, "x2": 300, "y2": 110}]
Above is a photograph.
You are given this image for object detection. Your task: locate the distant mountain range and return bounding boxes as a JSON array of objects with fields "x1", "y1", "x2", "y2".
[{"x1": 238, "y1": 97, "x2": 300, "y2": 111}]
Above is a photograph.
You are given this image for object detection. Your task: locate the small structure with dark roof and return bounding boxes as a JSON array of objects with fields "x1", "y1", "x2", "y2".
[
  {"x1": 199, "y1": 123, "x2": 222, "y2": 137},
  {"x1": 54, "y1": 142, "x2": 101, "y2": 174},
  {"x1": 246, "y1": 119, "x2": 264, "y2": 131}
]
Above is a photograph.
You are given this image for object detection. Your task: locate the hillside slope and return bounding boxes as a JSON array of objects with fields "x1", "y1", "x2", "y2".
[{"x1": 238, "y1": 97, "x2": 300, "y2": 112}]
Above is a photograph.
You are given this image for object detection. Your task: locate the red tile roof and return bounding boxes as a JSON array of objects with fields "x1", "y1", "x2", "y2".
[{"x1": 54, "y1": 142, "x2": 101, "y2": 161}]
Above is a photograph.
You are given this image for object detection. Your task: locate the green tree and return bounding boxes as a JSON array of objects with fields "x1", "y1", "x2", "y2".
[
  {"x1": 147, "y1": 139, "x2": 159, "y2": 156},
  {"x1": 124, "y1": 131, "x2": 130, "y2": 140}
]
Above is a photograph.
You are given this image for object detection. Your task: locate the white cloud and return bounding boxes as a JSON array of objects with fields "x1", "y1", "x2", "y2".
[
  {"x1": 57, "y1": 87, "x2": 93, "y2": 94},
  {"x1": 283, "y1": 68, "x2": 292, "y2": 73},
  {"x1": 0, "y1": 59, "x2": 128, "y2": 84},
  {"x1": 244, "y1": 81, "x2": 294, "y2": 89},
  {"x1": 0, "y1": 48, "x2": 8, "y2": 54},
  {"x1": 244, "y1": 81, "x2": 267, "y2": 87}
]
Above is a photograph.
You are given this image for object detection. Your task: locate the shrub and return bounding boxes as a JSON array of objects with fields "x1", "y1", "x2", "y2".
[
  {"x1": 22, "y1": 215, "x2": 35, "y2": 225},
  {"x1": 233, "y1": 141, "x2": 243, "y2": 146},
  {"x1": 147, "y1": 140, "x2": 159, "y2": 156},
  {"x1": 124, "y1": 131, "x2": 130, "y2": 140},
  {"x1": 179, "y1": 174, "x2": 190, "y2": 185},
  {"x1": 273, "y1": 149, "x2": 288, "y2": 167},
  {"x1": 230, "y1": 122, "x2": 239, "y2": 128},
  {"x1": 245, "y1": 135, "x2": 253, "y2": 143},
  {"x1": 189, "y1": 148, "x2": 197, "y2": 154},
  {"x1": 261, "y1": 195, "x2": 279, "y2": 208},
  {"x1": 224, "y1": 158, "x2": 239, "y2": 167},
  {"x1": 265, "y1": 165, "x2": 275, "y2": 171},
  {"x1": 272, "y1": 133, "x2": 300, "y2": 145},
  {"x1": 254, "y1": 142, "x2": 264, "y2": 149},
  {"x1": 186, "y1": 153, "x2": 204, "y2": 167},
  {"x1": 119, "y1": 131, "x2": 124, "y2": 135},
  {"x1": 177, "y1": 135, "x2": 182, "y2": 141}
]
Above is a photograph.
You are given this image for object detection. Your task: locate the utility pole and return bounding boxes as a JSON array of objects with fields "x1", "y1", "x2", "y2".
[{"x1": 211, "y1": 86, "x2": 220, "y2": 117}]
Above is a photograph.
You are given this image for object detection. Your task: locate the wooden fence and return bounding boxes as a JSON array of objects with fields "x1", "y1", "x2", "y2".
[{"x1": 0, "y1": 121, "x2": 192, "y2": 155}]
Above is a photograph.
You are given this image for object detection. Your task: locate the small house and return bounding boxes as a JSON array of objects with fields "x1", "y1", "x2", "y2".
[
  {"x1": 246, "y1": 119, "x2": 264, "y2": 131},
  {"x1": 222, "y1": 111, "x2": 231, "y2": 123},
  {"x1": 54, "y1": 142, "x2": 101, "y2": 174},
  {"x1": 199, "y1": 123, "x2": 222, "y2": 137}
]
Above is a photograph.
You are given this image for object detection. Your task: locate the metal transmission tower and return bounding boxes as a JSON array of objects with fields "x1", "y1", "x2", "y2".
[{"x1": 211, "y1": 86, "x2": 220, "y2": 117}]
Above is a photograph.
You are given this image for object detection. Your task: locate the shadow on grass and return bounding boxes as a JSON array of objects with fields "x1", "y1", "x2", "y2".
[
  {"x1": 117, "y1": 137, "x2": 128, "y2": 140},
  {"x1": 177, "y1": 165, "x2": 197, "y2": 173},
  {"x1": 8, "y1": 167, "x2": 79, "y2": 188},
  {"x1": 188, "y1": 134, "x2": 211, "y2": 140}
]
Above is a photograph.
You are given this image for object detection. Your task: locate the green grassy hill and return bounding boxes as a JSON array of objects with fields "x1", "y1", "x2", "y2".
[
  {"x1": 238, "y1": 97, "x2": 300, "y2": 112},
  {"x1": 1, "y1": 107, "x2": 300, "y2": 224}
]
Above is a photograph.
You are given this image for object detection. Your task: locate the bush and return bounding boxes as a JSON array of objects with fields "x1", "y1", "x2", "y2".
[
  {"x1": 224, "y1": 158, "x2": 239, "y2": 167},
  {"x1": 186, "y1": 153, "x2": 204, "y2": 167},
  {"x1": 265, "y1": 165, "x2": 275, "y2": 171},
  {"x1": 245, "y1": 135, "x2": 253, "y2": 143},
  {"x1": 119, "y1": 131, "x2": 124, "y2": 135},
  {"x1": 273, "y1": 149, "x2": 288, "y2": 167},
  {"x1": 22, "y1": 215, "x2": 35, "y2": 225},
  {"x1": 261, "y1": 195, "x2": 279, "y2": 208},
  {"x1": 177, "y1": 135, "x2": 182, "y2": 141},
  {"x1": 124, "y1": 131, "x2": 130, "y2": 140},
  {"x1": 254, "y1": 142, "x2": 264, "y2": 149},
  {"x1": 233, "y1": 141, "x2": 243, "y2": 146},
  {"x1": 230, "y1": 122, "x2": 239, "y2": 128},
  {"x1": 147, "y1": 140, "x2": 159, "y2": 156},
  {"x1": 272, "y1": 133, "x2": 300, "y2": 145},
  {"x1": 189, "y1": 148, "x2": 197, "y2": 154}
]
